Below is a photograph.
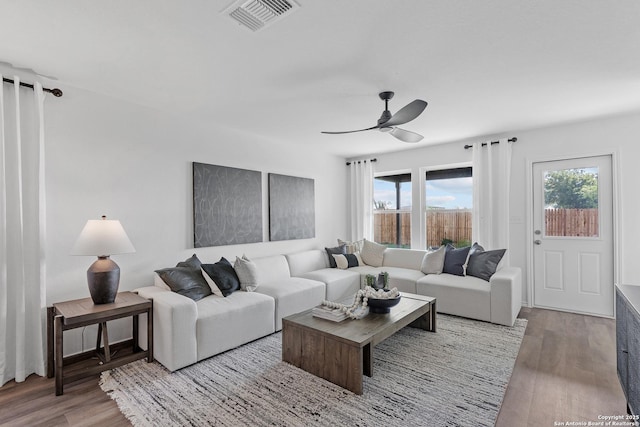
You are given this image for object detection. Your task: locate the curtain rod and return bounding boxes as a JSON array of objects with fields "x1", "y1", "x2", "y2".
[
  {"x1": 346, "y1": 158, "x2": 377, "y2": 166},
  {"x1": 2, "y1": 77, "x2": 63, "y2": 97},
  {"x1": 464, "y1": 137, "x2": 517, "y2": 149}
]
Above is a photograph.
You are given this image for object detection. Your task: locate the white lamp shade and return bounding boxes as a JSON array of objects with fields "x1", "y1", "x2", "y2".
[{"x1": 71, "y1": 218, "x2": 136, "y2": 256}]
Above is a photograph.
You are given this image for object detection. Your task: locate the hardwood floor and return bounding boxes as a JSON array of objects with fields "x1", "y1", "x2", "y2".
[
  {"x1": 496, "y1": 307, "x2": 627, "y2": 426},
  {"x1": 0, "y1": 308, "x2": 627, "y2": 426}
]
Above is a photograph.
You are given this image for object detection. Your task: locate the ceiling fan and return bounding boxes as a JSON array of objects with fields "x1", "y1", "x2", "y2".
[{"x1": 321, "y1": 91, "x2": 428, "y2": 143}]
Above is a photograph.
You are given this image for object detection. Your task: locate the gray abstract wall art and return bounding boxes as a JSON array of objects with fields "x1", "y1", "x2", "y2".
[
  {"x1": 193, "y1": 162, "x2": 263, "y2": 247},
  {"x1": 269, "y1": 173, "x2": 315, "y2": 241}
]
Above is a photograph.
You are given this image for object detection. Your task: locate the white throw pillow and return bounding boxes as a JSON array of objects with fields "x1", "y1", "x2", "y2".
[
  {"x1": 332, "y1": 253, "x2": 363, "y2": 269},
  {"x1": 234, "y1": 255, "x2": 260, "y2": 292},
  {"x1": 421, "y1": 245, "x2": 446, "y2": 275},
  {"x1": 200, "y1": 268, "x2": 224, "y2": 297},
  {"x1": 360, "y1": 239, "x2": 386, "y2": 267}
]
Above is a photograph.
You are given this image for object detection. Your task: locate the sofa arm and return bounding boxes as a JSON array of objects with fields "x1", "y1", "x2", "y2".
[
  {"x1": 136, "y1": 286, "x2": 198, "y2": 371},
  {"x1": 489, "y1": 267, "x2": 523, "y2": 326}
]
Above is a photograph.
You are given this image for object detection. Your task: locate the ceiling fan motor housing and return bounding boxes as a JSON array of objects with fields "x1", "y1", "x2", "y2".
[
  {"x1": 378, "y1": 91, "x2": 394, "y2": 125},
  {"x1": 378, "y1": 110, "x2": 392, "y2": 125}
]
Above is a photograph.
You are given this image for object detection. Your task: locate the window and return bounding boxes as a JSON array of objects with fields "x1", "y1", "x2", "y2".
[
  {"x1": 425, "y1": 167, "x2": 472, "y2": 248},
  {"x1": 374, "y1": 173, "x2": 411, "y2": 248},
  {"x1": 544, "y1": 167, "x2": 599, "y2": 237}
]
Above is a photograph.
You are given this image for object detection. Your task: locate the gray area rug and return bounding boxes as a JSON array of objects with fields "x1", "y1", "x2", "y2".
[{"x1": 100, "y1": 314, "x2": 527, "y2": 427}]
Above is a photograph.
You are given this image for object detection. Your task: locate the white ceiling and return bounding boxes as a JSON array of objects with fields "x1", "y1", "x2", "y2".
[{"x1": 2, "y1": 1, "x2": 640, "y2": 157}]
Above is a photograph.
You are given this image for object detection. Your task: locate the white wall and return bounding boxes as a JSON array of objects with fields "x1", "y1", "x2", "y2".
[
  {"x1": 364, "y1": 111, "x2": 640, "y2": 306},
  {"x1": 44, "y1": 87, "x2": 347, "y2": 355}
]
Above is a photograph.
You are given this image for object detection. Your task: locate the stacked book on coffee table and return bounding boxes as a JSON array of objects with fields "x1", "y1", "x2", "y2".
[{"x1": 312, "y1": 305, "x2": 348, "y2": 322}]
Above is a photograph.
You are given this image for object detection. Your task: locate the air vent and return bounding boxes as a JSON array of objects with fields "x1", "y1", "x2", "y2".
[{"x1": 224, "y1": 0, "x2": 299, "y2": 32}]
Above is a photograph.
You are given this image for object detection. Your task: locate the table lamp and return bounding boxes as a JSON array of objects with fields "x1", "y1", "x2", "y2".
[{"x1": 71, "y1": 215, "x2": 136, "y2": 304}]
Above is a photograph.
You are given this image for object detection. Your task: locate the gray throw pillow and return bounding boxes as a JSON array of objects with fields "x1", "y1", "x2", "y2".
[
  {"x1": 176, "y1": 253, "x2": 202, "y2": 270},
  {"x1": 466, "y1": 249, "x2": 507, "y2": 282},
  {"x1": 154, "y1": 267, "x2": 212, "y2": 301},
  {"x1": 442, "y1": 244, "x2": 471, "y2": 276},
  {"x1": 234, "y1": 255, "x2": 260, "y2": 292},
  {"x1": 463, "y1": 242, "x2": 484, "y2": 275},
  {"x1": 421, "y1": 245, "x2": 446, "y2": 274}
]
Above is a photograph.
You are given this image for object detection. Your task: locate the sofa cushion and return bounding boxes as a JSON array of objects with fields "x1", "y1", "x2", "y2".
[
  {"x1": 443, "y1": 244, "x2": 471, "y2": 276},
  {"x1": 416, "y1": 273, "x2": 491, "y2": 322},
  {"x1": 285, "y1": 250, "x2": 327, "y2": 276},
  {"x1": 349, "y1": 265, "x2": 381, "y2": 277},
  {"x1": 421, "y1": 245, "x2": 445, "y2": 274},
  {"x1": 360, "y1": 239, "x2": 386, "y2": 267},
  {"x1": 380, "y1": 266, "x2": 425, "y2": 294},
  {"x1": 256, "y1": 278, "x2": 325, "y2": 330},
  {"x1": 154, "y1": 267, "x2": 212, "y2": 301},
  {"x1": 252, "y1": 254, "x2": 291, "y2": 283},
  {"x1": 466, "y1": 248, "x2": 507, "y2": 281},
  {"x1": 195, "y1": 291, "x2": 275, "y2": 361},
  {"x1": 201, "y1": 257, "x2": 239, "y2": 296},
  {"x1": 234, "y1": 255, "x2": 260, "y2": 292},
  {"x1": 324, "y1": 245, "x2": 346, "y2": 268},
  {"x1": 382, "y1": 248, "x2": 428, "y2": 270},
  {"x1": 299, "y1": 268, "x2": 361, "y2": 301}
]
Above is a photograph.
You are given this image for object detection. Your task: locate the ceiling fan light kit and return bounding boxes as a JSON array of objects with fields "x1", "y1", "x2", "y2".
[{"x1": 322, "y1": 91, "x2": 427, "y2": 143}]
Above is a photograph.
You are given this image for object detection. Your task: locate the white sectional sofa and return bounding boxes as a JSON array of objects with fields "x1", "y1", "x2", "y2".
[
  {"x1": 345, "y1": 248, "x2": 522, "y2": 327},
  {"x1": 137, "y1": 247, "x2": 521, "y2": 371}
]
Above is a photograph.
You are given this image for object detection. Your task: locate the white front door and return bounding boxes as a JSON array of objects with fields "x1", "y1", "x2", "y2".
[{"x1": 532, "y1": 155, "x2": 613, "y2": 317}]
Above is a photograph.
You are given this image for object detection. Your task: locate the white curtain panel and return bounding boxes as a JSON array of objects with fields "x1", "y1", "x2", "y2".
[
  {"x1": 0, "y1": 76, "x2": 47, "y2": 385},
  {"x1": 348, "y1": 160, "x2": 374, "y2": 241},
  {"x1": 472, "y1": 139, "x2": 512, "y2": 264}
]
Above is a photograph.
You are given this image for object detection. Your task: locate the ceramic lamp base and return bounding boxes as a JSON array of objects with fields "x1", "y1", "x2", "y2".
[{"x1": 87, "y1": 256, "x2": 120, "y2": 304}]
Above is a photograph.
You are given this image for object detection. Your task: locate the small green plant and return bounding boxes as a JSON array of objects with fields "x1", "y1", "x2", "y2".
[
  {"x1": 456, "y1": 239, "x2": 471, "y2": 248},
  {"x1": 365, "y1": 274, "x2": 376, "y2": 287},
  {"x1": 441, "y1": 238, "x2": 453, "y2": 246}
]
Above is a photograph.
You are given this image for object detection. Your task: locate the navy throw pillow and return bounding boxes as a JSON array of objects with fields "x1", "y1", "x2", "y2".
[
  {"x1": 442, "y1": 244, "x2": 471, "y2": 276},
  {"x1": 325, "y1": 244, "x2": 347, "y2": 268},
  {"x1": 201, "y1": 257, "x2": 241, "y2": 297}
]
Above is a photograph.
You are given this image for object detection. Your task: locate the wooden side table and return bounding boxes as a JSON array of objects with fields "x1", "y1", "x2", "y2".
[{"x1": 46, "y1": 291, "x2": 153, "y2": 395}]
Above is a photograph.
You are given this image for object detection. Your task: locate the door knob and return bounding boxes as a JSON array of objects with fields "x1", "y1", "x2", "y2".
[{"x1": 534, "y1": 240, "x2": 542, "y2": 245}]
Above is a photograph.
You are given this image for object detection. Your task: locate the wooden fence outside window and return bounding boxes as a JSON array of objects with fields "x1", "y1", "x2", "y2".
[{"x1": 373, "y1": 208, "x2": 599, "y2": 247}]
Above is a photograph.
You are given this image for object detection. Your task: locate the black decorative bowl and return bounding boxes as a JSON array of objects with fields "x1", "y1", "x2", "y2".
[{"x1": 367, "y1": 296, "x2": 401, "y2": 314}]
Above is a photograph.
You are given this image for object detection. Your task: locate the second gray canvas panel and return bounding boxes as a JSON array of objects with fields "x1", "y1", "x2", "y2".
[{"x1": 269, "y1": 173, "x2": 315, "y2": 241}]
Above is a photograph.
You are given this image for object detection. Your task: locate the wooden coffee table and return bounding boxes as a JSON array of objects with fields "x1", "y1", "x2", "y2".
[{"x1": 282, "y1": 292, "x2": 436, "y2": 395}]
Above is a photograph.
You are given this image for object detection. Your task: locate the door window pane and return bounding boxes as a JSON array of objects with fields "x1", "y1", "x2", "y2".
[
  {"x1": 544, "y1": 167, "x2": 599, "y2": 237},
  {"x1": 374, "y1": 174, "x2": 411, "y2": 248},
  {"x1": 425, "y1": 168, "x2": 472, "y2": 249}
]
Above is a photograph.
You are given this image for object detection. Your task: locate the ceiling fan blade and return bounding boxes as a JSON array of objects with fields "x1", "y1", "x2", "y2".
[
  {"x1": 390, "y1": 127, "x2": 424, "y2": 143},
  {"x1": 381, "y1": 100, "x2": 428, "y2": 127},
  {"x1": 321, "y1": 125, "x2": 379, "y2": 135}
]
